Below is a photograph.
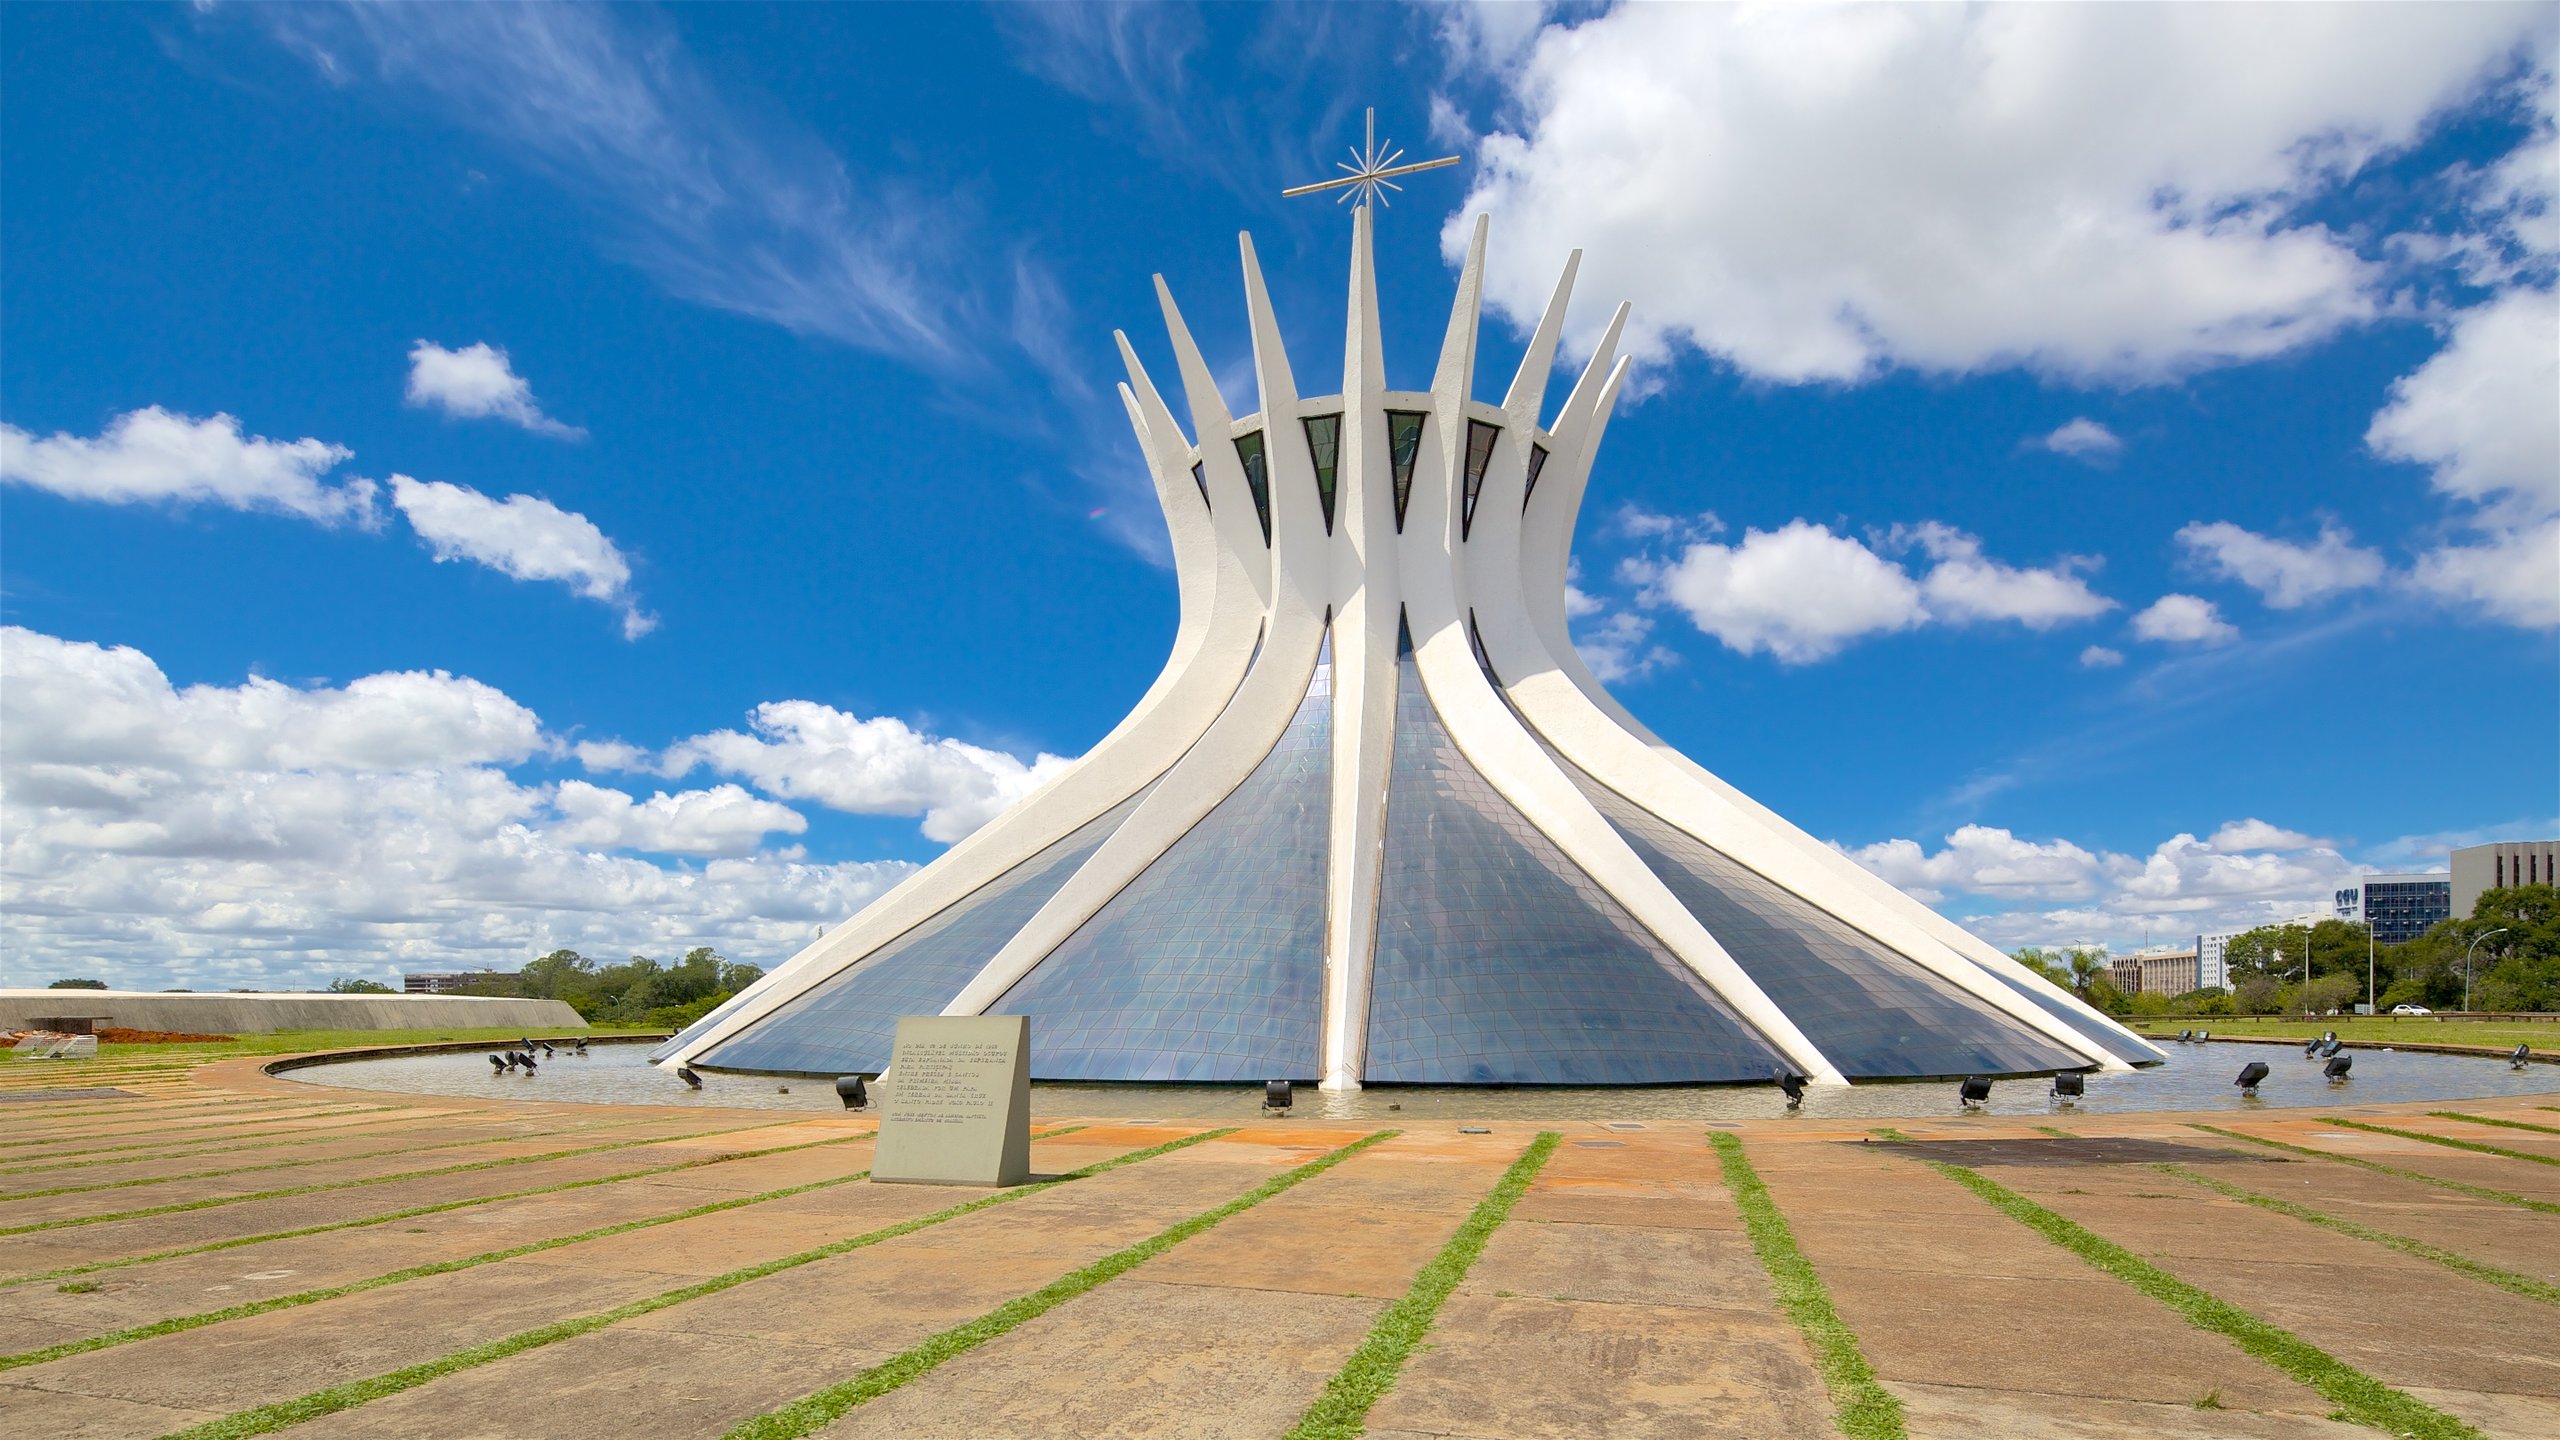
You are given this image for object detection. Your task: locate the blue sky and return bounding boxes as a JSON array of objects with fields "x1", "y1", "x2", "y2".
[{"x1": 4, "y1": 2, "x2": 2554, "y2": 990}]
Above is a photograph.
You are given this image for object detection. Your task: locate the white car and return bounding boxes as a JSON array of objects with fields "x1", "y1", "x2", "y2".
[{"x1": 2389, "y1": 1003, "x2": 2433, "y2": 1016}]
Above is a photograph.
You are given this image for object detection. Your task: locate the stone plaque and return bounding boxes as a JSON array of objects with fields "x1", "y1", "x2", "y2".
[{"x1": 871, "y1": 1014, "x2": 1031, "y2": 1187}]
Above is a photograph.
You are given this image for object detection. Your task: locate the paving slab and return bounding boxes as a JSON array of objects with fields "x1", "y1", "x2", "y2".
[
  {"x1": 1885, "y1": 1380, "x2": 2369, "y2": 1440},
  {"x1": 0, "y1": 1381, "x2": 221, "y2": 1439}
]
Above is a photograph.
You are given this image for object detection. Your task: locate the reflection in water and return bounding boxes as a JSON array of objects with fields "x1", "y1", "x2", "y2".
[{"x1": 287, "y1": 1038, "x2": 2560, "y2": 1121}]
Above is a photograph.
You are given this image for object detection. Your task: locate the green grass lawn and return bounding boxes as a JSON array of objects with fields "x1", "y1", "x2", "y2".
[{"x1": 2124, "y1": 1016, "x2": 2555, "y2": 1052}]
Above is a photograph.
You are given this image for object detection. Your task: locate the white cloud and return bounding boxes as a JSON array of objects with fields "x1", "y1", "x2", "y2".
[
  {"x1": 2078, "y1": 645, "x2": 2124, "y2": 669},
  {"x1": 1625, "y1": 518, "x2": 2111, "y2": 662},
  {"x1": 2207, "y1": 819, "x2": 2320, "y2": 853},
  {"x1": 2176, "y1": 520, "x2": 2388, "y2": 609},
  {"x1": 2407, "y1": 513, "x2": 2560, "y2": 628},
  {"x1": 1446, "y1": 5, "x2": 2541, "y2": 383},
  {"x1": 546, "y1": 781, "x2": 804, "y2": 857},
  {"x1": 406, "y1": 341, "x2": 585, "y2": 439},
  {"x1": 1844, "y1": 816, "x2": 2367, "y2": 949},
  {"x1": 0, "y1": 407, "x2": 377, "y2": 527},
  {"x1": 1896, "y1": 522, "x2": 2114, "y2": 629},
  {"x1": 388, "y1": 476, "x2": 655, "y2": 639},
  {"x1": 2034, "y1": 418, "x2": 2123, "y2": 461},
  {"x1": 612, "y1": 703, "x2": 1074, "y2": 845},
  {"x1": 0, "y1": 626, "x2": 908, "y2": 989},
  {"x1": 1573, "y1": 608, "x2": 1675, "y2": 684},
  {"x1": 2130, "y1": 593, "x2": 2238, "y2": 645}
]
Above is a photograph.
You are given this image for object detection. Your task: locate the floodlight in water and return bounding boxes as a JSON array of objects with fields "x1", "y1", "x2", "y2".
[
  {"x1": 1777, "y1": 1070, "x2": 1806, "y2": 1109},
  {"x1": 2324, "y1": 1054, "x2": 2352, "y2": 1081},
  {"x1": 1263, "y1": 1080, "x2": 1294, "y2": 1114},
  {"x1": 677, "y1": 1067, "x2": 703, "y2": 1090},
  {"x1": 834, "y1": 1075, "x2": 869, "y2": 1110},
  {"x1": 1958, "y1": 1075, "x2": 1992, "y2": 1106},
  {"x1": 2051, "y1": 1072, "x2": 2085, "y2": 1099},
  {"x1": 2513, "y1": 1044, "x2": 2533, "y2": 1071},
  {"x1": 2235, "y1": 1061, "x2": 2270, "y2": 1095}
]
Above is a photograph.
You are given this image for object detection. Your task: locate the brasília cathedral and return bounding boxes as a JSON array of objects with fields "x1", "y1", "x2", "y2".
[{"x1": 657, "y1": 195, "x2": 2164, "y2": 1090}]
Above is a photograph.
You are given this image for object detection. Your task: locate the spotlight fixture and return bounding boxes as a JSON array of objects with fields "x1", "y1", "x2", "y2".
[
  {"x1": 1776, "y1": 1070, "x2": 1806, "y2": 1110},
  {"x1": 1958, "y1": 1075, "x2": 1992, "y2": 1107},
  {"x1": 2050, "y1": 1072, "x2": 2085, "y2": 1100},
  {"x1": 834, "y1": 1075, "x2": 869, "y2": 1111},
  {"x1": 2195, "y1": 1029, "x2": 2210, "y2": 1042},
  {"x1": 677, "y1": 1067, "x2": 703, "y2": 1090},
  {"x1": 2318, "y1": 1037, "x2": 2343, "y2": 1058},
  {"x1": 1263, "y1": 1079, "x2": 1294, "y2": 1115},
  {"x1": 487, "y1": 1054, "x2": 506, "y2": 1073},
  {"x1": 2324, "y1": 1054, "x2": 2353, "y2": 1081},
  {"x1": 2178, "y1": 1029, "x2": 2194, "y2": 1043},
  {"x1": 2512, "y1": 1044, "x2": 2533, "y2": 1071},
  {"x1": 2303, "y1": 1037, "x2": 2321, "y2": 1058},
  {"x1": 2235, "y1": 1061, "x2": 2270, "y2": 1095}
]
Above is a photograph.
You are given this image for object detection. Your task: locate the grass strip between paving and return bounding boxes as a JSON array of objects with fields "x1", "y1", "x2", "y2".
[
  {"x1": 730, "y1": 1128, "x2": 1399, "y2": 1440},
  {"x1": 1, "y1": 1126, "x2": 1083, "y2": 1375},
  {"x1": 2323, "y1": 1117, "x2": 2560, "y2": 1167},
  {"x1": 0, "y1": 1119, "x2": 813, "y2": 1238},
  {"x1": 1710, "y1": 1132, "x2": 1905, "y2": 1440},
  {"x1": 2428, "y1": 1110, "x2": 2560, "y2": 1138},
  {"x1": 0, "y1": 1116, "x2": 659, "y2": 1199},
  {"x1": 1926, "y1": 1157, "x2": 2483, "y2": 1440},
  {"x1": 156, "y1": 1127, "x2": 1235, "y2": 1440},
  {"x1": 2189, "y1": 1124, "x2": 2560, "y2": 1215},
  {"x1": 9, "y1": 1104, "x2": 400, "y2": 1149},
  {"x1": 2156, "y1": 1164, "x2": 2560, "y2": 1307},
  {"x1": 0, "y1": 1129, "x2": 876, "y2": 1290},
  {"x1": 1281, "y1": 1131, "x2": 1558, "y2": 1440}
]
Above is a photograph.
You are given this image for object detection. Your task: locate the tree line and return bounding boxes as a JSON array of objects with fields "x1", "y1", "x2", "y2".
[
  {"x1": 426, "y1": 948, "x2": 764, "y2": 1028},
  {"x1": 2015, "y1": 882, "x2": 2560, "y2": 1016}
]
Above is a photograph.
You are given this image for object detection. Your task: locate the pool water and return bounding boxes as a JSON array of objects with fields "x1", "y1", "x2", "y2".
[{"x1": 285, "y1": 1039, "x2": 2559, "y2": 1122}]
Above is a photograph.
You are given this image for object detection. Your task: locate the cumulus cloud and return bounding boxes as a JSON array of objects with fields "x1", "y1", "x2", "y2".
[
  {"x1": 1447, "y1": 5, "x2": 2540, "y2": 383},
  {"x1": 388, "y1": 476, "x2": 655, "y2": 639},
  {"x1": 406, "y1": 341, "x2": 585, "y2": 439},
  {"x1": 0, "y1": 407, "x2": 377, "y2": 526},
  {"x1": 2078, "y1": 645, "x2": 2124, "y2": 669},
  {"x1": 1573, "y1": 608, "x2": 1675, "y2": 684},
  {"x1": 2407, "y1": 514, "x2": 2560, "y2": 629},
  {"x1": 2130, "y1": 593, "x2": 2238, "y2": 645},
  {"x1": 604, "y1": 704, "x2": 1073, "y2": 845},
  {"x1": 2176, "y1": 520, "x2": 2388, "y2": 609},
  {"x1": 1624, "y1": 519, "x2": 2110, "y2": 663},
  {"x1": 0, "y1": 626, "x2": 908, "y2": 989},
  {"x1": 1844, "y1": 817, "x2": 2366, "y2": 949},
  {"x1": 2034, "y1": 419, "x2": 2124, "y2": 461}
]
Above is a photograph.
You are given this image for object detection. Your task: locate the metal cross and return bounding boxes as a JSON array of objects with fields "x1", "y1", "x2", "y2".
[{"x1": 1282, "y1": 107, "x2": 1460, "y2": 209}]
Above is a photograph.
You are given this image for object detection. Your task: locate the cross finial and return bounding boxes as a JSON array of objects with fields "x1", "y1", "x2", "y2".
[{"x1": 1281, "y1": 107, "x2": 1461, "y2": 209}]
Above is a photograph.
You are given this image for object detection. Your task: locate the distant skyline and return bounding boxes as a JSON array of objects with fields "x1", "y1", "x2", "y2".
[{"x1": 4, "y1": 3, "x2": 2554, "y2": 990}]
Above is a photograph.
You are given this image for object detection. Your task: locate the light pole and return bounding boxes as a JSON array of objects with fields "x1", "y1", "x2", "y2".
[{"x1": 2463, "y1": 928, "x2": 2511, "y2": 1013}]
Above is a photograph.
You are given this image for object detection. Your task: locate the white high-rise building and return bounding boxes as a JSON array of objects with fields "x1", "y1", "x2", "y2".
[{"x1": 657, "y1": 210, "x2": 2162, "y2": 1090}]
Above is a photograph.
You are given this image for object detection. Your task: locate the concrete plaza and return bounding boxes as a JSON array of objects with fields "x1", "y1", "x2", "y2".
[{"x1": 2, "y1": 1048, "x2": 2555, "y2": 1439}]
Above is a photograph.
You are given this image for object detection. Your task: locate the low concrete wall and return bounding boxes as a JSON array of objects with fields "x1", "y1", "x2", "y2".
[{"x1": 0, "y1": 990, "x2": 585, "y2": 1035}]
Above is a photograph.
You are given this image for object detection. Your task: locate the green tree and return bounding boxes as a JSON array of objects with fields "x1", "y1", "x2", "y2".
[
  {"x1": 325, "y1": 977, "x2": 396, "y2": 994},
  {"x1": 46, "y1": 977, "x2": 108, "y2": 990},
  {"x1": 2009, "y1": 948, "x2": 2070, "y2": 987}
]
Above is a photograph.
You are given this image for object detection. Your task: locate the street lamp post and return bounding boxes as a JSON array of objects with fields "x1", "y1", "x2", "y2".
[{"x1": 2463, "y1": 928, "x2": 2512, "y2": 1013}]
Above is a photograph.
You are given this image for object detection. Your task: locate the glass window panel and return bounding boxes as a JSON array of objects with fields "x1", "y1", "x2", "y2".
[
  {"x1": 991, "y1": 645, "x2": 1333, "y2": 1081},
  {"x1": 1460, "y1": 420, "x2": 1499, "y2": 539},
  {"x1": 1523, "y1": 443, "x2": 1548, "y2": 509},
  {"x1": 1232, "y1": 431, "x2": 1271, "y2": 545},
  {"x1": 1190, "y1": 461, "x2": 1211, "y2": 512},
  {"x1": 1301, "y1": 413, "x2": 1341, "y2": 533},
  {"x1": 691, "y1": 790, "x2": 1152, "y2": 1075},
  {"x1": 1386, "y1": 411, "x2": 1426, "y2": 532},
  {"x1": 1366, "y1": 623, "x2": 1784, "y2": 1084},
  {"x1": 1985, "y1": 971, "x2": 2160, "y2": 1065},
  {"x1": 1543, "y1": 747, "x2": 2088, "y2": 1078}
]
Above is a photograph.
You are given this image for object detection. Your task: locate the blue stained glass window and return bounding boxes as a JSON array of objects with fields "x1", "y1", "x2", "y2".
[
  {"x1": 1302, "y1": 413, "x2": 1341, "y2": 533},
  {"x1": 1233, "y1": 430, "x2": 1271, "y2": 545},
  {"x1": 691, "y1": 791, "x2": 1150, "y2": 1075},
  {"x1": 1460, "y1": 420, "x2": 1499, "y2": 539},
  {"x1": 1365, "y1": 626, "x2": 1785, "y2": 1084},
  {"x1": 1548, "y1": 752, "x2": 2088, "y2": 1078},
  {"x1": 991, "y1": 646, "x2": 1333, "y2": 1081},
  {"x1": 1386, "y1": 411, "x2": 1426, "y2": 532}
]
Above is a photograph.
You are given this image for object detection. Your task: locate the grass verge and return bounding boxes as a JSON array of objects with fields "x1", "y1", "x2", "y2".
[
  {"x1": 0, "y1": 1129, "x2": 874, "y2": 1289},
  {"x1": 2188, "y1": 1125, "x2": 2559, "y2": 1215},
  {"x1": 158, "y1": 1127, "x2": 1232, "y2": 1440},
  {"x1": 1282, "y1": 1131, "x2": 1560, "y2": 1440},
  {"x1": 1926, "y1": 1159, "x2": 2482, "y2": 1440},
  {"x1": 2428, "y1": 1110, "x2": 2560, "y2": 1138},
  {"x1": 732, "y1": 1129, "x2": 1398, "y2": 1440},
  {"x1": 2122, "y1": 1018, "x2": 2557, "y2": 1052},
  {"x1": 0, "y1": 1119, "x2": 808, "y2": 1237},
  {"x1": 2324, "y1": 1118, "x2": 2560, "y2": 1167},
  {"x1": 1711, "y1": 1132, "x2": 1905, "y2": 1440},
  {"x1": 0, "y1": 1125, "x2": 1083, "y2": 1375},
  {"x1": 2158, "y1": 1164, "x2": 2560, "y2": 1306}
]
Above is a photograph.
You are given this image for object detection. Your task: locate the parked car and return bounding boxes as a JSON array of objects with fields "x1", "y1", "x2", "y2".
[{"x1": 2389, "y1": 1003, "x2": 2433, "y2": 1016}]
